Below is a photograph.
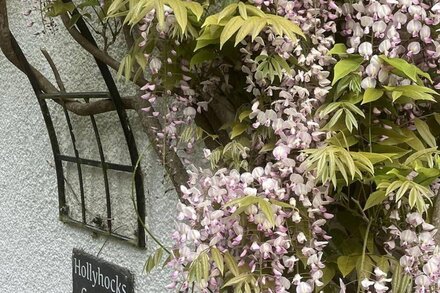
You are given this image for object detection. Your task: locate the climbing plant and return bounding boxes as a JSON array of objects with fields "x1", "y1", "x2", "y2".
[{"x1": 2, "y1": 0, "x2": 440, "y2": 292}]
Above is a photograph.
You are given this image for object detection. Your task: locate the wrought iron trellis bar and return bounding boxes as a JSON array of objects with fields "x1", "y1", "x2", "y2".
[
  {"x1": 66, "y1": 1, "x2": 146, "y2": 247},
  {"x1": 61, "y1": 102, "x2": 87, "y2": 223},
  {"x1": 8, "y1": 7, "x2": 146, "y2": 247}
]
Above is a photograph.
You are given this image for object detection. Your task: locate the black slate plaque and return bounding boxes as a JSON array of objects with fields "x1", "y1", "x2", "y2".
[{"x1": 72, "y1": 249, "x2": 134, "y2": 293}]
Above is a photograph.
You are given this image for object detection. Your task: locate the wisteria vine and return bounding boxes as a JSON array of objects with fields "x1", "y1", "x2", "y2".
[{"x1": 31, "y1": 0, "x2": 440, "y2": 292}]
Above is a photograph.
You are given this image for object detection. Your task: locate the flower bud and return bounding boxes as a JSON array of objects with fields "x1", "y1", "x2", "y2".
[
  {"x1": 359, "y1": 42, "x2": 373, "y2": 59},
  {"x1": 361, "y1": 77, "x2": 377, "y2": 89},
  {"x1": 407, "y1": 19, "x2": 422, "y2": 36},
  {"x1": 379, "y1": 39, "x2": 392, "y2": 54},
  {"x1": 149, "y1": 57, "x2": 162, "y2": 74},
  {"x1": 420, "y1": 25, "x2": 431, "y2": 42},
  {"x1": 408, "y1": 42, "x2": 421, "y2": 55}
]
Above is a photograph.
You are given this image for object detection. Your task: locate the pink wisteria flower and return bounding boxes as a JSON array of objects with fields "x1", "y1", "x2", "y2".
[{"x1": 131, "y1": 0, "x2": 440, "y2": 292}]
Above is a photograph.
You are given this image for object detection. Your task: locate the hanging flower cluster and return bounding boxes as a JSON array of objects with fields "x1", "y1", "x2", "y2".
[
  {"x1": 387, "y1": 213, "x2": 440, "y2": 292},
  {"x1": 102, "y1": 0, "x2": 440, "y2": 291}
]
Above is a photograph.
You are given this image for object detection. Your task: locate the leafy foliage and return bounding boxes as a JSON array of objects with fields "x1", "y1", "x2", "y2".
[
  {"x1": 38, "y1": 1, "x2": 440, "y2": 292},
  {"x1": 196, "y1": 2, "x2": 304, "y2": 50},
  {"x1": 108, "y1": 0, "x2": 203, "y2": 31}
]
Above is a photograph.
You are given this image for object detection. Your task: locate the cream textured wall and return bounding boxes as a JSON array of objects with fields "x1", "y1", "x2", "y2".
[{"x1": 0, "y1": 1, "x2": 177, "y2": 292}]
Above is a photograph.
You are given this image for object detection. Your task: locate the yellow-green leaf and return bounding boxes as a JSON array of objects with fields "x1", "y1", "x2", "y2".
[
  {"x1": 238, "y1": 2, "x2": 248, "y2": 19},
  {"x1": 222, "y1": 274, "x2": 250, "y2": 288},
  {"x1": 211, "y1": 247, "x2": 224, "y2": 275},
  {"x1": 364, "y1": 190, "x2": 387, "y2": 210},
  {"x1": 230, "y1": 122, "x2": 248, "y2": 139},
  {"x1": 362, "y1": 88, "x2": 384, "y2": 104},
  {"x1": 332, "y1": 57, "x2": 364, "y2": 85},
  {"x1": 337, "y1": 255, "x2": 358, "y2": 277},
  {"x1": 327, "y1": 43, "x2": 347, "y2": 55},
  {"x1": 234, "y1": 17, "x2": 261, "y2": 46},
  {"x1": 184, "y1": 1, "x2": 203, "y2": 21},
  {"x1": 155, "y1": 0, "x2": 165, "y2": 29},
  {"x1": 168, "y1": 0, "x2": 188, "y2": 31},
  {"x1": 414, "y1": 118, "x2": 437, "y2": 148},
  {"x1": 239, "y1": 110, "x2": 252, "y2": 122},
  {"x1": 224, "y1": 252, "x2": 239, "y2": 276},
  {"x1": 220, "y1": 16, "x2": 245, "y2": 48},
  {"x1": 257, "y1": 199, "x2": 275, "y2": 227},
  {"x1": 218, "y1": 3, "x2": 238, "y2": 23},
  {"x1": 380, "y1": 55, "x2": 418, "y2": 82}
]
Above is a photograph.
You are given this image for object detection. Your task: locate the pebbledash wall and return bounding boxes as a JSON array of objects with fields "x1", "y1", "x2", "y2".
[{"x1": 0, "y1": 1, "x2": 177, "y2": 292}]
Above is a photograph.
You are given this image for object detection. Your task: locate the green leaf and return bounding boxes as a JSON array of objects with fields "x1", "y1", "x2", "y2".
[
  {"x1": 332, "y1": 57, "x2": 364, "y2": 85},
  {"x1": 401, "y1": 128, "x2": 425, "y2": 151},
  {"x1": 391, "y1": 90, "x2": 403, "y2": 102},
  {"x1": 343, "y1": 102, "x2": 365, "y2": 118},
  {"x1": 230, "y1": 122, "x2": 248, "y2": 139},
  {"x1": 238, "y1": 2, "x2": 248, "y2": 19},
  {"x1": 234, "y1": 17, "x2": 262, "y2": 46},
  {"x1": 190, "y1": 49, "x2": 216, "y2": 68},
  {"x1": 258, "y1": 199, "x2": 275, "y2": 227},
  {"x1": 167, "y1": 0, "x2": 188, "y2": 31},
  {"x1": 145, "y1": 248, "x2": 164, "y2": 273},
  {"x1": 155, "y1": 0, "x2": 165, "y2": 29},
  {"x1": 362, "y1": 88, "x2": 384, "y2": 104},
  {"x1": 107, "y1": 0, "x2": 127, "y2": 15},
  {"x1": 211, "y1": 247, "x2": 224, "y2": 275},
  {"x1": 416, "y1": 193, "x2": 427, "y2": 213},
  {"x1": 395, "y1": 181, "x2": 410, "y2": 202},
  {"x1": 259, "y1": 142, "x2": 275, "y2": 154},
  {"x1": 220, "y1": 16, "x2": 245, "y2": 48},
  {"x1": 269, "y1": 199, "x2": 295, "y2": 209},
  {"x1": 364, "y1": 190, "x2": 387, "y2": 210},
  {"x1": 327, "y1": 43, "x2": 348, "y2": 55},
  {"x1": 200, "y1": 252, "x2": 210, "y2": 282},
  {"x1": 145, "y1": 255, "x2": 155, "y2": 273},
  {"x1": 356, "y1": 152, "x2": 393, "y2": 164},
  {"x1": 184, "y1": 1, "x2": 203, "y2": 21},
  {"x1": 416, "y1": 67, "x2": 433, "y2": 83},
  {"x1": 244, "y1": 4, "x2": 266, "y2": 17},
  {"x1": 384, "y1": 85, "x2": 438, "y2": 102},
  {"x1": 272, "y1": 15, "x2": 305, "y2": 39},
  {"x1": 239, "y1": 110, "x2": 252, "y2": 122},
  {"x1": 434, "y1": 113, "x2": 440, "y2": 126},
  {"x1": 194, "y1": 38, "x2": 220, "y2": 51},
  {"x1": 47, "y1": 0, "x2": 75, "y2": 16},
  {"x1": 226, "y1": 193, "x2": 254, "y2": 208},
  {"x1": 273, "y1": 55, "x2": 291, "y2": 74},
  {"x1": 414, "y1": 118, "x2": 437, "y2": 148},
  {"x1": 344, "y1": 109, "x2": 357, "y2": 132},
  {"x1": 356, "y1": 255, "x2": 374, "y2": 280},
  {"x1": 380, "y1": 56, "x2": 418, "y2": 82},
  {"x1": 371, "y1": 256, "x2": 390, "y2": 273},
  {"x1": 244, "y1": 282, "x2": 252, "y2": 293},
  {"x1": 188, "y1": 251, "x2": 210, "y2": 283},
  {"x1": 327, "y1": 131, "x2": 358, "y2": 148},
  {"x1": 409, "y1": 187, "x2": 418, "y2": 208},
  {"x1": 385, "y1": 180, "x2": 403, "y2": 196},
  {"x1": 218, "y1": 3, "x2": 238, "y2": 23},
  {"x1": 324, "y1": 108, "x2": 343, "y2": 129},
  {"x1": 224, "y1": 252, "x2": 240, "y2": 276},
  {"x1": 319, "y1": 102, "x2": 342, "y2": 118},
  {"x1": 317, "y1": 265, "x2": 336, "y2": 291},
  {"x1": 404, "y1": 147, "x2": 438, "y2": 165},
  {"x1": 337, "y1": 255, "x2": 358, "y2": 277},
  {"x1": 222, "y1": 274, "x2": 251, "y2": 288}
]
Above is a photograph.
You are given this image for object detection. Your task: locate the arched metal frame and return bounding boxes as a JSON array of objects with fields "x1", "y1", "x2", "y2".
[{"x1": 8, "y1": 7, "x2": 146, "y2": 247}]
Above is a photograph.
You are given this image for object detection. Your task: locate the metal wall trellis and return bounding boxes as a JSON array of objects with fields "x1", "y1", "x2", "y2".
[{"x1": 8, "y1": 9, "x2": 146, "y2": 247}]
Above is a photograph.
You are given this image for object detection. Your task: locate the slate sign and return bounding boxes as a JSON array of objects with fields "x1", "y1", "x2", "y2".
[{"x1": 72, "y1": 249, "x2": 134, "y2": 293}]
